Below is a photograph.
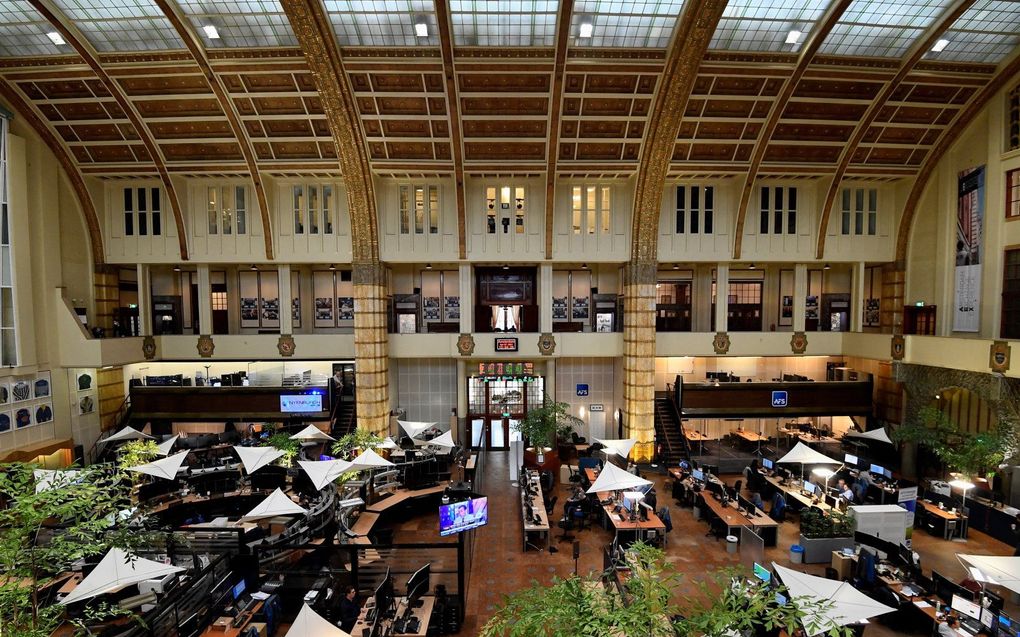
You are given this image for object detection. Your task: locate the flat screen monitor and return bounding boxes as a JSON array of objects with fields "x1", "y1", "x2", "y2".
[
  {"x1": 279, "y1": 393, "x2": 323, "y2": 412},
  {"x1": 232, "y1": 579, "x2": 246, "y2": 600},
  {"x1": 933, "y1": 570, "x2": 972, "y2": 604},
  {"x1": 953, "y1": 594, "x2": 982, "y2": 620},
  {"x1": 844, "y1": 453, "x2": 858, "y2": 466},
  {"x1": 883, "y1": 468, "x2": 893, "y2": 479},
  {"x1": 374, "y1": 568, "x2": 394, "y2": 618},
  {"x1": 692, "y1": 469, "x2": 705, "y2": 482},
  {"x1": 762, "y1": 458, "x2": 774, "y2": 470},
  {"x1": 753, "y1": 563, "x2": 771, "y2": 584},
  {"x1": 869, "y1": 463, "x2": 884, "y2": 475},
  {"x1": 405, "y1": 563, "x2": 430, "y2": 601},
  {"x1": 803, "y1": 481, "x2": 817, "y2": 495},
  {"x1": 438, "y1": 496, "x2": 489, "y2": 537},
  {"x1": 775, "y1": 593, "x2": 788, "y2": 606}
]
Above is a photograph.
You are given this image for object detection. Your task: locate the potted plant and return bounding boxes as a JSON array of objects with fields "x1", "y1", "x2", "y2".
[
  {"x1": 512, "y1": 395, "x2": 582, "y2": 475},
  {"x1": 798, "y1": 508, "x2": 855, "y2": 563}
]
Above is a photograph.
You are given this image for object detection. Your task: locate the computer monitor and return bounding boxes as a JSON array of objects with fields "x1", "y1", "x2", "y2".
[
  {"x1": 844, "y1": 453, "x2": 858, "y2": 466},
  {"x1": 803, "y1": 481, "x2": 817, "y2": 495},
  {"x1": 953, "y1": 594, "x2": 982, "y2": 620},
  {"x1": 999, "y1": 613, "x2": 1018, "y2": 637},
  {"x1": 775, "y1": 593, "x2": 788, "y2": 606},
  {"x1": 692, "y1": 469, "x2": 705, "y2": 482},
  {"x1": 752, "y1": 563, "x2": 771, "y2": 584},
  {"x1": 231, "y1": 579, "x2": 246, "y2": 600},
  {"x1": 706, "y1": 480, "x2": 724, "y2": 497},
  {"x1": 984, "y1": 590, "x2": 1005, "y2": 613},
  {"x1": 762, "y1": 458, "x2": 774, "y2": 470},
  {"x1": 933, "y1": 570, "x2": 973, "y2": 604},
  {"x1": 405, "y1": 563, "x2": 430, "y2": 607},
  {"x1": 869, "y1": 463, "x2": 884, "y2": 475},
  {"x1": 738, "y1": 495, "x2": 754, "y2": 514},
  {"x1": 374, "y1": 568, "x2": 395, "y2": 618},
  {"x1": 883, "y1": 468, "x2": 893, "y2": 479}
]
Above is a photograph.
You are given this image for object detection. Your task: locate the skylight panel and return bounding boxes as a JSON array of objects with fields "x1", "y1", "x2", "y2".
[
  {"x1": 49, "y1": 0, "x2": 185, "y2": 52},
  {"x1": 710, "y1": 0, "x2": 828, "y2": 52},
  {"x1": 0, "y1": 1, "x2": 66, "y2": 56},
  {"x1": 325, "y1": 0, "x2": 439, "y2": 47},
  {"x1": 927, "y1": 0, "x2": 1020, "y2": 63},
  {"x1": 820, "y1": 0, "x2": 955, "y2": 58},
  {"x1": 571, "y1": 0, "x2": 686, "y2": 48},
  {"x1": 450, "y1": 1, "x2": 559, "y2": 47},
  {"x1": 177, "y1": 0, "x2": 298, "y2": 48}
]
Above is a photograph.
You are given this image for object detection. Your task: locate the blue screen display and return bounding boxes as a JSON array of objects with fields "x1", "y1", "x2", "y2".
[{"x1": 438, "y1": 497, "x2": 489, "y2": 537}]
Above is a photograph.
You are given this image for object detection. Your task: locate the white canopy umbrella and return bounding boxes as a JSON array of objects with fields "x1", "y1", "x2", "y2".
[
  {"x1": 60, "y1": 548, "x2": 184, "y2": 605},
  {"x1": 298, "y1": 459, "x2": 354, "y2": 490},
  {"x1": 102, "y1": 426, "x2": 155, "y2": 444},
  {"x1": 957, "y1": 555, "x2": 1020, "y2": 595},
  {"x1": 376, "y1": 436, "x2": 399, "y2": 450},
  {"x1": 240, "y1": 488, "x2": 307, "y2": 522},
  {"x1": 773, "y1": 563, "x2": 895, "y2": 636},
  {"x1": 777, "y1": 442, "x2": 843, "y2": 480},
  {"x1": 398, "y1": 420, "x2": 435, "y2": 439},
  {"x1": 289, "y1": 424, "x2": 336, "y2": 442},
  {"x1": 285, "y1": 603, "x2": 352, "y2": 637},
  {"x1": 127, "y1": 451, "x2": 189, "y2": 481},
  {"x1": 233, "y1": 446, "x2": 287, "y2": 474},
  {"x1": 845, "y1": 428, "x2": 894, "y2": 445},
  {"x1": 586, "y1": 462, "x2": 651, "y2": 494},
  {"x1": 34, "y1": 469, "x2": 81, "y2": 493},
  {"x1": 348, "y1": 448, "x2": 394, "y2": 470},
  {"x1": 427, "y1": 430, "x2": 456, "y2": 449},
  {"x1": 595, "y1": 438, "x2": 636, "y2": 459},
  {"x1": 155, "y1": 435, "x2": 179, "y2": 456}
]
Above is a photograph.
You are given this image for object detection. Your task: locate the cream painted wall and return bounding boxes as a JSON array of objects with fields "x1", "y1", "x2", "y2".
[
  {"x1": 553, "y1": 178, "x2": 632, "y2": 261},
  {"x1": 378, "y1": 177, "x2": 459, "y2": 261}
]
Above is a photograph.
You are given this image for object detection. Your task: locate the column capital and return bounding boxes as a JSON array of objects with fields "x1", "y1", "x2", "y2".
[
  {"x1": 625, "y1": 260, "x2": 658, "y2": 287},
  {"x1": 352, "y1": 261, "x2": 386, "y2": 286}
]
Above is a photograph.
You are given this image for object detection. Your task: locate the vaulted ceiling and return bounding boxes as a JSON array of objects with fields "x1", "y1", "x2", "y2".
[{"x1": 0, "y1": 0, "x2": 1017, "y2": 182}]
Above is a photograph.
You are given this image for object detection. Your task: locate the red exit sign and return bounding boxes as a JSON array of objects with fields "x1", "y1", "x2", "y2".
[{"x1": 495, "y1": 337, "x2": 518, "y2": 352}]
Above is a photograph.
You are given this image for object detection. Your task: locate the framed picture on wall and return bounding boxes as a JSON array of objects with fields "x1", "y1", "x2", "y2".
[
  {"x1": 552, "y1": 297, "x2": 568, "y2": 320},
  {"x1": 423, "y1": 297, "x2": 441, "y2": 321},
  {"x1": 864, "y1": 298, "x2": 880, "y2": 327},
  {"x1": 241, "y1": 298, "x2": 259, "y2": 323},
  {"x1": 571, "y1": 296, "x2": 589, "y2": 320},
  {"x1": 444, "y1": 297, "x2": 460, "y2": 321},
  {"x1": 35, "y1": 403, "x2": 53, "y2": 424},
  {"x1": 0, "y1": 412, "x2": 10, "y2": 432},
  {"x1": 337, "y1": 297, "x2": 354, "y2": 321},
  {"x1": 78, "y1": 395, "x2": 95, "y2": 415},
  {"x1": 315, "y1": 298, "x2": 333, "y2": 322},
  {"x1": 780, "y1": 295, "x2": 794, "y2": 325}
]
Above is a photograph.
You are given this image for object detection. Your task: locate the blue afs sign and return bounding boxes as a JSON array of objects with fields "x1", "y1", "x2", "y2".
[
  {"x1": 576, "y1": 384, "x2": 589, "y2": 397},
  {"x1": 771, "y1": 391, "x2": 788, "y2": 408}
]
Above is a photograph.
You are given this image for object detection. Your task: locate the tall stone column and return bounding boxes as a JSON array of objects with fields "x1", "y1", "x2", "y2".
[
  {"x1": 197, "y1": 265, "x2": 212, "y2": 336},
  {"x1": 278, "y1": 264, "x2": 292, "y2": 335},
  {"x1": 715, "y1": 264, "x2": 729, "y2": 333},
  {"x1": 623, "y1": 260, "x2": 656, "y2": 463},
  {"x1": 793, "y1": 264, "x2": 807, "y2": 333},
  {"x1": 882, "y1": 263, "x2": 905, "y2": 334},
  {"x1": 353, "y1": 262, "x2": 390, "y2": 436},
  {"x1": 136, "y1": 264, "x2": 151, "y2": 336},
  {"x1": 851, "y1": 262, "x2": 865, "y2": 332}
]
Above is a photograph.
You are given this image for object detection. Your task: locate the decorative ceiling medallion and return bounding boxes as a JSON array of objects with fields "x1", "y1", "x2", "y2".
[
  {"x1": 713, "y1": 331, "x2": 730, "y2": 355},
  {"x1": 790, "y1": 331, "x2": 808, "y2": 355},
  {"x1": 990, "y1": 340, "x2": 1011, "y2": 374},
  {"x1": 197, "y1": 335, "x2": 215, "y2": 358},
  {"x1": 142, "y1": 335, "x2": 156, "y2": 361},
  {"x1": 891, "y1": 334, "x2": 905, "y2": 361},
  {"x1": 456, "y1": 333, "x2": 475, "y2": 357},
  {"x1": 537, "y1": 333, "x2": 556, "y2": 356},
  {"x1": 278, "y1": 334, "x2": 296, "y2": 357}
]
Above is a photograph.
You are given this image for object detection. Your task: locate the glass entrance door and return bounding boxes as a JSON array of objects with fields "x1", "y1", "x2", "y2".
[{"x1": 467, "y1": 377, "x2": 543, "y2": 450}]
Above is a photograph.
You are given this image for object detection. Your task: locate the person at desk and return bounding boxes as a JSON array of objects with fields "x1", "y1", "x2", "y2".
[
  {"x1": 644, "y1": 488, "x2": 658, "y2": 512},
  {"x1": 836, "y1": 479, "x2": 854, "y2": 503},
  {"x1": 564, "y1": 486, "x2": 585, "y2": 519},
  {"x1": 749, "y1": 491, "x2": 765, "y2": 512},
  {"x1": 1011, "y1": 513, "x2": 1020, "y2": 556},
  {"x1": 339, "y1": 586, "x2": 361, "y2": 633},
  {"x1": 938, "y1": 615, "x2": 963, "y2": 637}
]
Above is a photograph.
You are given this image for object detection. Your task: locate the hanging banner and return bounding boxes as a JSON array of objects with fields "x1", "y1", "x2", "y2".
[
  {"x1": 898, "y1": 485, "x2": 919, "y2": 548},
  {"x1": 954, "y1": 166, "x2": 984, "y2": 332}
]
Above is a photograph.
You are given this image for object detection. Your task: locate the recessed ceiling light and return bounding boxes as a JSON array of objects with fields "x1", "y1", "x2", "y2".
[
  {"x1": 202, "y1": 25, "x2": 220, "y2": 40},
  {"x1": 932, "y1": 38, "x2": 949, "y2": 52},
  {"x1": 785, "y1": 30, "x2": 801, "y2": 45},
  {"x1": 672, "y1": 263, "x2": 680, "y2": 270},
  {"x1": 414, "y1": 21, "x2": 428, "y2": 38},
  {"x1": 425, "y1": 263, "x2": 433, "y2": 270},
  {"x1": 328, "y1": 263, "x2": 336, "y2": 271},
  {"x1": 46, "y1": 31, "x2": 65, "y2": 46},
  {"x1": 250, "y1": 264, "x2": 258, "y2": 271},
  {"x1": 823, "y1": 263, "x2": 831, "y2": 270},
  {"x1": 579, "y1": 21, "x2": 594, "y2": 38},
  {"x1": 748, "y1": 263, "x2": 756, "y2": 270}
]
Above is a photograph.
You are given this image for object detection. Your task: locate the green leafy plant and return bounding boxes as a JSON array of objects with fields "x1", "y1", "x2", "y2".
[
  {"x1": 800, "y1": 508, "x2": 854, "y2": 539},
  {"x1": 117, "y1": 439, "x2": 159, "y2": 471},
  {"x1": 512, "y1": 394, "x2": 583, "y2": 450},
  {"x1": 892, "y1": 404, "x2": 1018, "y2": 478},
  {"x1": 264, "y1": 432, "x2": 300, "y2": 467},
  {"x1": 331, "y1": 429, "x2": 385, "y2": 459}
]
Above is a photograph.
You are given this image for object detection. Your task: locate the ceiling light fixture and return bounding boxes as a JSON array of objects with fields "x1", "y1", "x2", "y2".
[
  {"x1": 785, "y1": 30, "x2": 801, "y2": 45},
  {"x1": 425, "y1": 263, "x2": 433, "y2": 270},
  {"x1": 502, "y1": 263, "x2": 510, "y2": 270},
  {"x1": 414, "y1": 21, "x2": 429, "y2": 37},
  {"x1": 328, "y1": 263, "x2": 336, "y2": 271},
  {"x1": 579, "y1": 21, "x2": 594, "y2": 38},
  {"x1": 46, "y1": 31, "x2": 65, "y2": 46},
  {"x1": 672, "y1": 263, "x2": 680, "y2": 270},
  {"x1": 580, "y1": 263, "x2": 588, "y2": 270},
  {"x1": 932, "y1": 38, "x2": 949, "y2": 52},
  {"x1": 250, "y1": 264, "x2": 258, "y2": 271},
  {"x1": 823, "y1": 263, "x2": 831, "y2": 270},
  {"x1": 202, "y1": 25, "x2": 220, "y2": 40},
  {"x1": 173, "y1": 265, "x2": 182, "y2": 272},
  {"x1": 748, "y1": 263, "x2": 756, "y2": 270}
]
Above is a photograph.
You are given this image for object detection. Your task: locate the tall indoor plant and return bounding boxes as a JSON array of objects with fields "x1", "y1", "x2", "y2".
[{"x1": 512, "y1": 394, "x2": 582, "y2": 472}]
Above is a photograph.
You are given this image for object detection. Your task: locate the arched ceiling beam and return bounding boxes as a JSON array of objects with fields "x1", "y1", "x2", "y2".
[
  {"x1": 280, "y1": 0, "x2": 379, "y2": 263},
  {"x1": 153, "y1": 0, "x2": 276, "y2": 260},
  {"x1": 543, "y1": 0, "x2": 574, "y2": 260},
  {"x1": 630, "y1": 0, "x2": 728, "y2": 263},
  {"x1": 896, "y1": 50, "x2": 1020, "y2": 265},
  {"x1": 731, "y1": 0, "x2": 852, "y2": 260},
  {"x1": 28, "y1": 0, "x2": 191, "y2": 260},
  {"x1": 0, "y1": 78, "x2": 105, "y2": 264},
  {"x1": 433, "y1": 0, "x2": 468, "y2": 260},
  {"x1": 814, "y1": 0, "x2": 976, "y2": 260}
]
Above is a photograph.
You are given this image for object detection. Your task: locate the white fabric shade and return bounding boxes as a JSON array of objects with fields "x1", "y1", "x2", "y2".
[
  {"x1": 596, "y1": 438, "x2": 636, "y2": 459},
  {"x1": 155, "y1": 435, "x2": 179, "y2": 456},
  {"x1": 102, "y1": 426, "x2": 155, "y2": 444},
  {"x1": 958, "y1": 555, "x2": 1020, "y2": 595},
  {"x1": 777, "y1": 442, "x2": 842, "y2": 466},
  {"x1": 127, "y1": 451, "x2": 189, "y2": 480},
  {"x1": 348, "y1": 448, "x2": 395, "y2": 470},
  {"x1": 298, "y1": 459, "x2": 354, "y2": 490},
  {"x1": 376, "y1": 437, "x2": 399, "y2": 450},
  {"x1": 586, "y1": 462, "x2": 651, "y2": 494},
  {"x1": 285, "y1": 603, "x2": 352, "y2": 637},
  {"x1": 34, "y1": 469, "x2": 81, "y2": 493},
  {"x1": 60, "y1": 548, "x2": 184, "y2": 605},
  {"x1": 234, "y1": 446, "x2": 287, "y2": 474},
  {"x1": 846, "y1": 428, "x2": 894, "y2": 445},
  {"x1": 289, "y1": 424, "x2": 336, "y2": 442},
  {"x1": 398, "y1": 420, "x2": 435, "y2": 439},
  {"x1": 241, "y1": 488, "x2": 307, "y2": 521},
  {"x1": 773, "y1": 563, "x2": 895, "y2": 636},
  {"x1": 427, "y1": 431, "x2": 456, "y2": 448}
]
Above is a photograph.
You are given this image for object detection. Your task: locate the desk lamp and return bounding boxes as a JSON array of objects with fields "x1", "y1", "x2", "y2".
[
  {"x1": 948, "y1": 478, "x2": 975, "y2": 509},
  {"x1": 811, "y1": 467, "x2": 835, "y2": 496}
]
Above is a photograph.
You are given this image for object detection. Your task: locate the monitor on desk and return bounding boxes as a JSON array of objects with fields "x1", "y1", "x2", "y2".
[
  {"x1": 844, "y1": 453, "x2": 858, "y2": 466},
  {"x1": 869, "y1": 463, "x2": 884, "y2": 476},
  {"x1": 883, "y1": 468, "x2": 893, "y2": 479},
  {"x1": 999, "y1": 613, "x2": 1018, "y2": 637},
  {"x1": 752, "y1": 562, "x2": 771, "y2": 584},
  {"x1": 803, "y1": 481, "x2": 817, "y2": 496},
  {"x1": 231, "y1": 579, "x2": 246, "y2": 600},
  {"x1": 954, "y1": 594, "x2": 982, "y2": 620},
  {"x1": 762, "y1": 458, "x2": 774, "y2": 470},
  {"x1": 738, "y1": 495, "x2": 754, "y2": 514},
  {"x1": 692, "y1": 469, "x2": 705, "y2": 482},
  {"x1": 933, "y1": 570, "x2": 973, "y2": 604},
  {"x1": 374, "y1": 567, "x2": 395, "y2": 619}
]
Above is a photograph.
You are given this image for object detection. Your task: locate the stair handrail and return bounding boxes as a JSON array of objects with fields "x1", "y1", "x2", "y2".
[
  {"x1": 86, "y1": 395, "x2": 132, "y2": 465},
  {"x1": 663, "y1": 390, "x2": 691, "y2": 458}
]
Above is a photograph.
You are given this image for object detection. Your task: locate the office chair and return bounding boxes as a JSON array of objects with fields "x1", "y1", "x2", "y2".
[
  {"x1": 572, "y1": 500, "x2": 591, "y2": 531},
  {"x1": 825, "y1": 567, "x2": 840, "y2": 581},
  {"x1": 557, "y1": 517, "x2": 576, "y2": 542},
  {"x1": 732, "y1": 479, "x2": 742, "y2": 495},
  {"x1": 545, "y1": 496, "x2": 557, "y2": 516},
  {"x1": 706, "y1": 517, "x2": 727, "y2": 541}
]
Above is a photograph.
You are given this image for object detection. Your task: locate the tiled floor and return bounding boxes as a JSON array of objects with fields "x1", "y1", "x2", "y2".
[{"x1": 450, "y1": 450, "x2": 1018, "y2": 636}]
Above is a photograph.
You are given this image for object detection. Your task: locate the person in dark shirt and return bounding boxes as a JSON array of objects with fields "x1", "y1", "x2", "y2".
[
  {"x1": 1012, "y1": 513, "x2": 1020, "y2": 556},
  {"x1": 338, "y1": 586, "x2": 360, "y2": 632}
]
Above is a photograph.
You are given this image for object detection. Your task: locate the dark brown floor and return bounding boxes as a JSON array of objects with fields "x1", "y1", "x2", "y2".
[{"x1": 433, "y1": 451, "x2": 1020, "y2": 636}]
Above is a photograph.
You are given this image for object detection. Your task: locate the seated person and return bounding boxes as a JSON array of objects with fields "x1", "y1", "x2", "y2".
[
  {"x1": 749, "y1": 491, "x2": 765, "y2": 512},
  {"x1": 644, "y1": 488, "x2": 657, "y2": 512},
  {"x1": 338, "y1": 586, "x2": 361, "y2": 633},
  {"x1": 938, "y1": 615, "x2": 962, "y2": 637},
  {"x1": 837, "y1": 478, "x2": 854, "y2": 502},
  {"x1": 564, "y1": 486, "x2": 586, "y2": 519}
]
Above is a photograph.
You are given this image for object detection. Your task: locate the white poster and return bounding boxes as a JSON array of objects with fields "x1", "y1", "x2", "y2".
[{"x1": 954, "y1": 166, "x2": 984, "y2": 332}]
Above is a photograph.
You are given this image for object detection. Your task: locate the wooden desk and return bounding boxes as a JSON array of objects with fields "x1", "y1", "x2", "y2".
[
  {"x1": 798, "y1": 434, "x2": 840, "y2": 446},
  {"x1": 919, "y1": 500, "x2": 967, "y2": 540},
  {"x1": 367, "y1": 483, "x2": 448, "y2": 513},
  {"x1": 521, "y1": 471, "x2": 550, "y2": 551},
  {"x1": 57, "y1": 573, "x2": 82, "y2": 595},
  {"x1": 199, "y1": 600, "x2": 264, "y2": 637},
  {"x1": 733, "y1": 429, "x2": 767, "y2": 443},
  {"x1": 697, "y1": 493, "x2": 778, "y2": 546},
  {"x1": 763, "y1": 475, "x2": 833, "y2": 513},
  {"x1": 684, "y1": 431, "x2": 709, "y2": 441},
  {"x1": 351, "y1": 595, "x2": 434, "y2": 637}
]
